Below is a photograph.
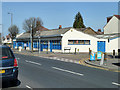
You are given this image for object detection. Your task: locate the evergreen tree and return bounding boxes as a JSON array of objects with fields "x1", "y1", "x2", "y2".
[{"x1": 73, "y1": 12, "x2": 86, "y2": 28}]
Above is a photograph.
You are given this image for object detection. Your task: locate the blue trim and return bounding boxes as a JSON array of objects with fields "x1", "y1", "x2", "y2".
[{"x1": 68, "y1": 44, "x2": 90, "y2": 45}]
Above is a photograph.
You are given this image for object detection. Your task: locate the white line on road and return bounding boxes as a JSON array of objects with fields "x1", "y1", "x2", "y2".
[
  {"x1": 112, "y1": 82, "x2": 120, "y2": 86},
  {"x1": 26, "y1": 85, "x2": 33, "y2": 90},
  {"x1": 52, "y1": 67, "x2": 84, "y2": 76},
  {"x1": 16, "y1": 58, "x2": 20, "y2": 60},
  {"x1": 25, "y1": 60, "x2": 41, "y2": 66}
]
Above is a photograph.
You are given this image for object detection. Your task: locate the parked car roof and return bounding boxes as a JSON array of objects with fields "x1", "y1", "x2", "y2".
[{"x1": 0, "y1": 45, "x2": 9, "y2": 48}]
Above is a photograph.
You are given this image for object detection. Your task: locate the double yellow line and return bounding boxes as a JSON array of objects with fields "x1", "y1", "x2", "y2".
[{"x1": 79, "y1": 59, "x2": 120, "y2": 72}]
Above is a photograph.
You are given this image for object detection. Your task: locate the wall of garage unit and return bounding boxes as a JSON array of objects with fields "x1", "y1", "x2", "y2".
[
  {"x1": 62, "y1": 28, "x2": 107, "y2": 53},
  {"x1": 13, "y1": 39, "x2": 62, "y2": 52},
  {"x1": 106, "y1": 37, "x2": 120, "y2": 54},
  {"x1": 14, "y1": 28, "x2": 119, "y2": 54}
]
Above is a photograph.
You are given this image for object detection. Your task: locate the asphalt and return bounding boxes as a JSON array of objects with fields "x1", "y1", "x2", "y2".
[
  {"x1": 1, "y1": 53, "x2": 119, "y2": 89},
  {"x1": 13, "y1": 49, "x2": 120, "y2": 72}
]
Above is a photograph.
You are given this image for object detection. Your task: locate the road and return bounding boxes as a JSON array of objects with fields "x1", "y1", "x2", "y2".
[{"x1": 2, "y1": 53, "x2": 119, "y2": 89}]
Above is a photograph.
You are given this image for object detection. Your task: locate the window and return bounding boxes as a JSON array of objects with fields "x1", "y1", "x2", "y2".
[
  {"x1": 68, "y1": 40, "x2": 90, "y2": 45},
  {"x1": 84, "y1": 40, "x2": 90, "y2": 45},
  {"x1": 7, "y1": 38, "x2": 9, "y2": 40},
  {"x1": 74, "y1": 40, "x2": 79, "y2": 44},
  {"x1": 0, "y1": 48, "x2": 14, "y2": 60},
  {"x1": 68, "y1": 40, "x2": 74, "y2": 44},
  {"x1": 80, "y1": 40, "x2": 84, "y2": 44}
]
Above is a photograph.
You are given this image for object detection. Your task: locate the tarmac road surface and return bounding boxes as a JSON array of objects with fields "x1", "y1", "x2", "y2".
[{"x1": 1, "y1": 53, "x2": 119, "y2": 89}]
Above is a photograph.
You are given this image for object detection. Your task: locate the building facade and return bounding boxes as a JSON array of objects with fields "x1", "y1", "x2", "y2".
[
  {"x1": 14, "y1": 27, "x2": 108, "y2": 53},
  {"x1": 102, "y1": 15, "x2": 120, "y2": 54},
  {"x1": 104, "y1": 15, "x2": 120, "y2": 34}
]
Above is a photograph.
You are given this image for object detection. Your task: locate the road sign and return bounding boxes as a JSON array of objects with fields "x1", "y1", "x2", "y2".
[
  {"x1": 90, "y1": 52, "x2": 96, "y2": 61},
  {"x1": 97, "y1": 52, "x2": 102, "y2": 60}
]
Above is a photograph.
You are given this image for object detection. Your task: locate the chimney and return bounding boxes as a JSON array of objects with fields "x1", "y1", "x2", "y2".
[
  {"x1": 107, "y1": 17, "x2": 112, "y2": 23},
  {"x1": 59, "y1": 25, "x2": 62, "y2": 29},
  {"x1": 98, "y1": 29, "x2": 101, "y2": 32}
]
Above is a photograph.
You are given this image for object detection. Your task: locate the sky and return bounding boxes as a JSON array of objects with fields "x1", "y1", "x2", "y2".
[{"x1": 1, "y1": 2, "x2": 119, "y2": 36}]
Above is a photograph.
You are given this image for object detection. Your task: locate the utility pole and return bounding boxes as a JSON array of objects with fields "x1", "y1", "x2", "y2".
[{"x1": 30, "y1": 24, "x2": 33, "y2": 53}]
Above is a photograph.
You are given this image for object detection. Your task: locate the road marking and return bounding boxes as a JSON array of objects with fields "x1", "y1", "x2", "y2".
[
  {"x1": 112, "y1": 82, "x2": 120, "y2": 86},
  {"x1": 52, "y1": 67, "x2": 84, "y2": 76},
  {"x1": 26, "y1": 85, "x2": 33, "y2": 90},
  {"x1": 65, "y1": 59, "x2": 68, "y2": 62},
  {"x1": 25, "y1": 60, "x2": 41, "y2": 66},
  {"x1": 57, "y1": 58, "x2": 60, "y2": 60},
  {"x1": 70, "y1": 60, "x2": 73, "y2": 62},
  {"x1": 16, "y1": 58, "x2": 20, "y2": 60}
]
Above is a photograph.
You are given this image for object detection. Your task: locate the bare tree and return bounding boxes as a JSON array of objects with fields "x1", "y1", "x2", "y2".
[
  {"x1": 8, "y1": 25, "x2": 19, "y2": 47},
  {"x1": 23, "y1": 17, "x2": 43, "y2": 52}
]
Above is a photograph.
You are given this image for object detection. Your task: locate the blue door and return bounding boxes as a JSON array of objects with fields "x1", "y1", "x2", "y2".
[
  {"x1": 97, "y1": 41, "x2": 105, "y2": 52},
  {"x1": 40, "y1": 44, "x2": 43, "y2": 51},
  {"x1": 50, "y1": 41, "x2": 52, "y2": 52}
]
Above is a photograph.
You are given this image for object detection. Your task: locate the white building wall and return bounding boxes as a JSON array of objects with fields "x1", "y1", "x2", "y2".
[
  {"x1": 62, "y1": 28, "x2": 107, "y2": 53},
  {"x1": 104, "y1": 16, "x2": 120, "y2": 34},
  {"x1": 106, "y1": 37, "x2": 120, "y2": 54},
  {"x1": 3, "y1": 38, "x2": 12, "y2": 44}
]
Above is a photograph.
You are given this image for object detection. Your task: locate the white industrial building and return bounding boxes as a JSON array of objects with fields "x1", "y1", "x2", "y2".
[
  {"x1": 15, "y1": 27, "x2": 107, "y2": 53},
  {"x1": 62, "y1": 28, "x2": 106, "y2": 53},
  {"x1": 14, "y1": 15, "x2": 120, "y2": 54}
]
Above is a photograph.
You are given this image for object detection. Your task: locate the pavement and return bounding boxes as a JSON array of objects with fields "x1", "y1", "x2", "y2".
[
  {"x1": 2, "y1": 53, "x2": 119, "y2": 88},
  {"x1": 12, "y1": 49, "x2": 120, "y2": 72}
]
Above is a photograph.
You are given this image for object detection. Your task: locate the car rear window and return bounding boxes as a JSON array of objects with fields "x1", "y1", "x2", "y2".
[{"x1": 0, "y1": 48, "x2": 14, "y2": 60}]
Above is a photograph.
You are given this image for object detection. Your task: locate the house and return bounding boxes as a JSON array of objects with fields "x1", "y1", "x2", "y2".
[
  {"x1": 96, "y1": 15, "x2": 120, "y2": 54},
  {"x1": 14, "y1": 26, "x2": 107, "y2": 53},
  {"x1": 2, "y1": 34, "x2": 12, "y2": 45},
  {"x1": 104, "y1": 15, "x2": 120, "y2": 34},
  {"x1": 95, "y1": 33, "x2": 120, "y2": 54}
]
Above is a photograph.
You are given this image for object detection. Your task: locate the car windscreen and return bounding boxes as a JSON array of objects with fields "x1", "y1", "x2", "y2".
[{"x1": 0, "y1": 47, "x2": 14, "y2": 60}]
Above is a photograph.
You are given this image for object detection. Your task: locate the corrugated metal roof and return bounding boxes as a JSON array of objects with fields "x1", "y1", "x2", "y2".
[
  {"x1": 17, "y1": 27, "x2": 71, "y2": 39},
  {"x1": 16, "y1": 27, "x2": 98, "y2": 39}
]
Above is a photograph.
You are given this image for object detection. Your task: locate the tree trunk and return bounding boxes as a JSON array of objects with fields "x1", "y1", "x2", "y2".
[{"x1": 11, "y1": 38, "x2": 13, "y2": 49}]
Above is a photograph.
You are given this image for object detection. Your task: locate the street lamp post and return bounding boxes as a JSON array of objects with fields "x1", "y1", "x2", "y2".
[
  {"x1": 38, "y1": 30, "x2": 41, "y2": 53},
  {"x1": 8, "y1": 12, "x2": 13, "y2": 26},
  {"x1": 8, "y1": 12, "x2": 13, "y2": 48}
]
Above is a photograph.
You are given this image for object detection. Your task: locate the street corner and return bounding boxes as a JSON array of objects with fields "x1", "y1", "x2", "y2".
[
  {"x1": 79, "y1": 59, "x2": 87, "y2": 65},
  {"x1": 83, "y1": 59, "x2": 120, "y2": 72}
]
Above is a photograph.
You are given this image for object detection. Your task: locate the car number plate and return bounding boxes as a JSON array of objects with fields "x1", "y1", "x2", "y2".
[{"x1": 0, "y1": 70, "x2": 5, "y2": 73}]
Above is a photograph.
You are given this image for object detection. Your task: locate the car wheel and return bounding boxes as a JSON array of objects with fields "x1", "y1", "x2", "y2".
[{"x1": 10, "y1": 78, "x2": 18, "y2": 85}]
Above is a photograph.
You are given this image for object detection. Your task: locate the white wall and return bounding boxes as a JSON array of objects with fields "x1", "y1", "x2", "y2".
[
  {"x1": 3, "y1": 38, "x2": 12, "y2": 44},
  {"x1": 106, "y1": 37, "x2": 120, "y2": 54},
  {"x1": 104, "y1": 16, "x2": 120, "y2": 34},
  {"x1": 62, "y1": 28, "x2": 107, "y2": 53}
]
